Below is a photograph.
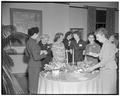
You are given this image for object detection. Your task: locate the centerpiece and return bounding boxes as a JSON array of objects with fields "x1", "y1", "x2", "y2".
[
  {"x1": 44, "y1": 47, "x2": 99, "y2": 79},
  {"x1": 44, "y1": 60, "x2": 66, "y2": 76}
]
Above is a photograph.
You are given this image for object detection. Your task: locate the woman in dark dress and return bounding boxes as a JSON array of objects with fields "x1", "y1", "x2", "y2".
[
  {"x1": 38, "y1": 34, "x2": 52, "y2": 70},
  {"x1": 25, "y1": 27, "x2": 46, "y2": 94},
  {"x1": 70, "y1": 31, "x2": 86, "y2": 65},
  {"x1": 63, "y1": 31, "x2": 73, "y2": 63}
]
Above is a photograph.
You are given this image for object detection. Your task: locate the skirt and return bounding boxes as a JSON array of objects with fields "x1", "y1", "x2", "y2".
[{"x1": 97, "y1": 69, "x2": 117, "y2": 94}]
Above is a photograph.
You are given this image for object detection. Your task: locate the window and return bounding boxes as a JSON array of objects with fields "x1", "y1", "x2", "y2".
[{"x1": 96, "y1": 10, "x2": 106, "y2": 29}]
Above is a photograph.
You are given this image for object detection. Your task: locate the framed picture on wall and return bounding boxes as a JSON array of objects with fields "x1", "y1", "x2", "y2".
[
  {"x1": 10, "y1": 8, "x2": 42, "y2": 47},
  {"x1": 10, "y1": 8, "x2": 42, "y2": 34}
]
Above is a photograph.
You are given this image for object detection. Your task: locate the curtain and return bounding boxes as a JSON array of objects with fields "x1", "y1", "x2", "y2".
[
  {"x1": 87, "y1": 6, "x2": 96, "y2": 34},
  {"x1": 106, "y1": 8, "x2": 115, "y2": 35}
]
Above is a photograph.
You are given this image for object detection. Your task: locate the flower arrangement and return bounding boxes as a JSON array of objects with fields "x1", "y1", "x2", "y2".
[{"x1": 44, "y1": 61, "x2": 66, "y2": 71}]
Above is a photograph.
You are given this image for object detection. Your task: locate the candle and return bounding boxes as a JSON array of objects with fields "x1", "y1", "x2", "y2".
[
  {"x1": 66, "y1": 50, "x2": 68, "y2": 65},
  {"x1": 72, "y1": 49, "x2": 74, "y2": 66},
  {"x1": 10, "y1": 40, "x2": 12, "y2": 49},
  {"x1": 52, "y1": 70, "x2": 59, "y2": 77}
]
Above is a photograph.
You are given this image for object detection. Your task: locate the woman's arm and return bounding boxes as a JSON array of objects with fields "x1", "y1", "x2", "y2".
[
  {"x1": 87, "y1": 43, "x2": 116, "y2": 72},
  {"x1": 87, "y1": 52, "x2": 99, "y2": 57},
  {"x1": 30, "y1": 42, "x2": 46, "y2": 61},
  {"x1": 86, "y1": 63, "x2": 101, "y2": 72}
]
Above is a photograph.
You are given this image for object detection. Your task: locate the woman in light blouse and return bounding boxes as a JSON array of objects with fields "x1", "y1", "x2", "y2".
[{"x1": 86, "y1": 28, "x2": 118, "y2": 94}]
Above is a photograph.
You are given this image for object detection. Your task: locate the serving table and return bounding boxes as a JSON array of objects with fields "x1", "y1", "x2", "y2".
[{"x1": 37, "y1": 70, "x2": 100, "y2": 94}]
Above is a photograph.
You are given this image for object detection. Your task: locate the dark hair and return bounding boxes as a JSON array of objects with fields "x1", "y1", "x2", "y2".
[
  {"x1": 73, "y1": 31, "x2": 81, "y2": 39},
  {"x1": 87, "y1": 32, "x2": 95, "y2": 38},
  {"x1": 64, "y1": 31, "x2": 72, "y2": 40},
  {"x1": 86, "y1": 32, "x2": 96, "y2": 44},
  {"x1": 54, "y1": 32, "x2": 63, "y2": 42},
  {"x1": 28, "y1": 27, "x2": 39, "y2": 37},
  {"x1": 95, "y1": 27, "x2": 109, "y2": 39}
]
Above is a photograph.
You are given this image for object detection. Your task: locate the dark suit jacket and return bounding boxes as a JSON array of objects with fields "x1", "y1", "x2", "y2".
[
  {"x1": 25, "y1": 38, "x2": 46, "y2": 93},
  {"x1": 70, "y1": 39, "x2": 86, "y2": 62},
  {"x1": 63, "y1": 39, "x2": 74, "y2": 63},
  {"x1": 26, "y1": 38, "x2": 46, "y2": 67},
  {"x1": 38, "y1": 41, "x2": 53, "y2": 65}
]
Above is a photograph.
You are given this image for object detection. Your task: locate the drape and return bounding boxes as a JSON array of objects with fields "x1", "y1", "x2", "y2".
[
  {"x1": 87, "y1": 6, "x2": 96, "y2": 34},
  {"x1": 106, "y1": 8, "x2": 115, "y2": 35}
]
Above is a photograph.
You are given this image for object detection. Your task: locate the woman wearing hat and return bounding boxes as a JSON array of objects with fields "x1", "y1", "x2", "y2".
[{"x1": 38, "y1": 34, "x2": 52, "y2": 70}]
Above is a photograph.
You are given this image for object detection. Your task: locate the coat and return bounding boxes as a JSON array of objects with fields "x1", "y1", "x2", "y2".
[
  {"x1": 63, "y1": 39, "x2": 74, "y2": 63},
  {"x1": 38, "y1": 41, "x2": 53, "y2": 67},
  {"x1": 26, "y1": 38, "x2": 46, "y2": 94},
  {"x1": 70, "y1": 39, "x2": 86, "y2": 62}
]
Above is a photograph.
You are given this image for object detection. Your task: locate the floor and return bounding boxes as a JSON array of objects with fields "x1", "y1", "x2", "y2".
[{"x1": 14, "y1": 73, "x2": 29, "y2": 94}]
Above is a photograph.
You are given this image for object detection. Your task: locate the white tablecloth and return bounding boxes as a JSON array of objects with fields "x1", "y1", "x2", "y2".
[{"x1": 37, "y1": 71, "x2": 100, "y2": 94}]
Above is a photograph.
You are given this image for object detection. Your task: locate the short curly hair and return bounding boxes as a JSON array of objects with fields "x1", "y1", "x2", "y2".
[
  {"x1": 95, "y1": 27, "x2": 109, "y2": 39},
  {"x1": 54, "y1": 32, "x2": 63, "y2": 42}
]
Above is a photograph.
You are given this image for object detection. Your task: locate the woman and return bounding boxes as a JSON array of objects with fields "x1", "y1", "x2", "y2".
[
  {"x1": 87, "y1": 28, "x2": 118, "y2": 94},
  {"x1": 38, "y1": 34, "x2": 53, "y2": 70},
  {"x1": 63, "y1": 31, "x2": 73, "y2": 63},
  {"x1": 51, "y1": 33, "x2": 66, "y2": 69},
  {"x1": 25, "y1": 27, "x2": 46, "y2": 94},
  {"x1": 84, "y1": 33, "x2": 101, "y2": 67},
  {"x1": 70, "y1": 31, "x2": 86, "y2": 65}
]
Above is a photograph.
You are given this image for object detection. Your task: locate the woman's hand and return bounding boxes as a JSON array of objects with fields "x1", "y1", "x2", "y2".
[
  {"x1": 83, "y1": 50, "x2": 85, "y2": 55},
  {"x1": 69, "y1": 49, "x2": 72, "y2": 54},
  {"x1": 86, "y1": 63, "x2": 101, "y2": 72},
  {"x1": 40, "y1": 51, "x2": 44, "y2": 55},
  {"x1": 87, "y1": 52, "x2": 99, "y2": 57},
  {"x1": 40, "y1": 50, "x2": 48, "y2": 55},
  {"x1": 43, "y1": 50, "x2": 48, "y2": 55},
  {"x1": 66, "y1": 50, "x2": 69, "y2": 53},
  {"x1": 86, "y1": 66, "x2": 95, "y2": 72}
]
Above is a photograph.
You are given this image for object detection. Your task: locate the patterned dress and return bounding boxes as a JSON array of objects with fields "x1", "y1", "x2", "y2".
[{"x1": 51, "y1": 42, "x2": 66, "y2": 69}]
